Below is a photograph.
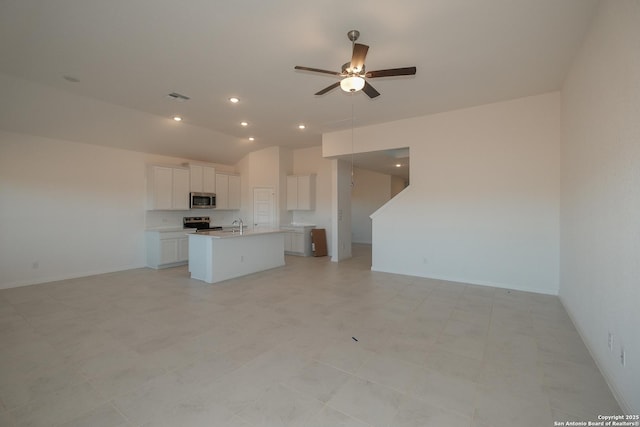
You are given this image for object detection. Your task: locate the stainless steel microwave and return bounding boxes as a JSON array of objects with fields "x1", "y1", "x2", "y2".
[{"x1": 190, "y1": 192, "x2": 216, "y2": 209}]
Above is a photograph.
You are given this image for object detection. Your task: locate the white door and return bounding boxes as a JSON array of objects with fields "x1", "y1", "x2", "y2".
[{"x1": 253, "y1": 187, "x2": 275, "y2": 228}]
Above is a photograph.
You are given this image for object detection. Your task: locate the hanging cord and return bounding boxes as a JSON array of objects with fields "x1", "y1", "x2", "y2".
[{"x1": 350, "y1": 93, "x2": 355, "y2": 188}]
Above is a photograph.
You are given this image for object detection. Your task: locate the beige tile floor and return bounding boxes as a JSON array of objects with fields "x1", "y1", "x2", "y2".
[{"x1": 0, "y1": 244, "x2": 621, "y2": 426}]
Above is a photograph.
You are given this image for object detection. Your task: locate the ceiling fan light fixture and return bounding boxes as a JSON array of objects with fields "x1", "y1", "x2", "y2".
[{"x1": 340, "y1": 76, "x2": 365, "y2": 93}]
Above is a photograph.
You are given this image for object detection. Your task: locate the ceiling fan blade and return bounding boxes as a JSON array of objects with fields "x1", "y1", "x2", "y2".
[
  {"x1": 295, "y1": 66, "x2": 341, "y2": 76},
  {"x1": 350, "y1": 43, "x2": 369, "y2": 72},
  {"x1": 365, "y1": 66, "x2": 417, "y2": 78},
  {"x1": 362, "y1": 81, "x2": 380, "y2": 98},
  {"x1": 315, "y1": 82, "x2": 341, "y2": 96}
]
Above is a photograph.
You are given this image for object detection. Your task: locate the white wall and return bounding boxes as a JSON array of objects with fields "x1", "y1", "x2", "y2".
[
  {"x1": 0, "y1": 131, "x2": 147, "y2": 289},
  {"x1": 324, "y1": 92, "x2": 561, "y2": 294},
  {"x1": 391, "y1": 175, "x2": 407, "y2": 197},
  {"x1": 237, "y1": 146, "x2": 290, "y2": 229},
  {"x1": 331, "y1": 159, "x2": 353, "y2": 261},
  {"x1": 560, "y1": 0, "x2": 640, "y2": 413},
  {"x1": 351, "y1": 168, "x2": 391, "y2": 244},
  {"x1": 291, "y1": 146, "x2": 333, "y2": 255},
  {"x1": 279, "y1": 147, "x2": 293, "y2": 226},
  {"x1": 0, "y1": 130, "x2": 237, "y2": 289}
]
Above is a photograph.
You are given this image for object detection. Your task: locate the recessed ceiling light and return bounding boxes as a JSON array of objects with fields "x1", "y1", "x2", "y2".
[
  {"x1": 173, "y1": 116, "x2": 183, "y2": 122},
  {"x1": 395, "y1": 163, "x2": 402, "y2": 168},
  {"x1": 298, "y1": 124, "x2": 306, "y2": 130},
  {"x1": 248, "y1": 137, "x2": 255, "y2": 141},
  {"x1": 229, "y1": 97, "x2": 239, "y2": 103},
  {"x1": 240, "y1": 121, "x2": 248, "y2": 127}
]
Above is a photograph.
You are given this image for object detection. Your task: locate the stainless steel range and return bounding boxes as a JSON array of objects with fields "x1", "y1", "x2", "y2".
[{"x1": 183, "y1": 216, "x2": 222, "y2": 232}]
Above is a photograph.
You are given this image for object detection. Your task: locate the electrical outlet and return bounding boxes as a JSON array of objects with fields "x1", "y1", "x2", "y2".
[
  {"x1": 608, "y1": 332, "x2": 614, "y2": 351},
  {"x1": 620, "y1": 346, "x2": 626, "y2": 366}
]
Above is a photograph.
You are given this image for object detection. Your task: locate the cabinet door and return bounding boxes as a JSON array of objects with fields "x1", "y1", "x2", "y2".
[
  {"x1": 177, "y1": 237, "x2": 189, "y2": 262},
  {"x1": 291, "y1": 232, "x2": 305, "y2": 253},
  {"x1": 297, "y1": 175, "x2": 311, "y2": 210},
  {"x1": 216, "y1": 173, "x2": 229, "y2": 209},
  {"x1": 203, "y1": 167, "x2": 217, "y2": 193},
  {"x1": 297, "y1": 175, "x2": 315, "y2": 210},
  {"x1": 160, "y1": 239, "x2": 179, "y2": 264},
  {"x1": 190, "y1": 165, "x2": 203, "y2": 193},
  {"x1": 152, "y1": 166, "x2": 173, "y2": 210},
  {"x1": 172, "y1": 168, "x2": 190, "y2": 210},
  {"x1": 286, "y1": 175, "x2": 298, "y2": 210},
  {"x1": 283, "y1": 232, "x2": 292, "y2": 252},
  {"x1": 228, "y1": 175, "x2": 241, "y2": 210}
]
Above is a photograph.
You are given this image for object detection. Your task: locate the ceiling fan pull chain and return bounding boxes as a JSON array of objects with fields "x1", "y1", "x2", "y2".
[{"x1": 351, "y1": 95, "x2": 355, "y2": 189}]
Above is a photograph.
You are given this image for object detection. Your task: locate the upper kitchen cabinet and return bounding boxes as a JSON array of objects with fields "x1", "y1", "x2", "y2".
[
  {"x1": 287, "y1": 174, "x2": 315, "y2": 210},
  {"x1": 215, "y1": 172, "x2": 241, "y2": 210},
  {"x1": 189, "y1": 164, "x2": 216, "y2": 193},
  {"x1": 146, "y1": 165, "x2": 190, "y2": 210}
]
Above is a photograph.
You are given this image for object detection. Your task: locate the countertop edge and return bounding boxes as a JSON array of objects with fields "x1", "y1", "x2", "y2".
[{"x1": 189, "y1": 229, "x2": 287, "y2": 239}]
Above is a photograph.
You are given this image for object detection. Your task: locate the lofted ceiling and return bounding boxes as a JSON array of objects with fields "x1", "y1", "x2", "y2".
[{"x1": 0, "y1": 0, "x2": 597, "y2": 173}]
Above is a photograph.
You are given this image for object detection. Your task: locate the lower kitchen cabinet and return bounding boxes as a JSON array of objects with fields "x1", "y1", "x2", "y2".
[
  {"x1": 146, "y1": 230, "x2": 193, "y2": 269},
  {"x1": 282, "y1": 225, "x2": 315, "y2": 256},
  {"x1": 284, "y1": 231, "x2": 305, "y2": 254}
]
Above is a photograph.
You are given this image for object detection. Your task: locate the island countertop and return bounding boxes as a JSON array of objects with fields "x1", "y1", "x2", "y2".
[{"x1": 191, "y1": 228, "x2": 286, "y2": 239}]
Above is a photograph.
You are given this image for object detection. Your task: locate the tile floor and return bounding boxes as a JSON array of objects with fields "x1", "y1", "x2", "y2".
[{"x1": 0, "y1": 245, "x2": 621, "y2": 426}]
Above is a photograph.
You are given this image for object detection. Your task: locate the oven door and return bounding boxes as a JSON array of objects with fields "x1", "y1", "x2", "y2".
[{"x1": 190, "y1": 192, "x2": 215, "y2": 209}]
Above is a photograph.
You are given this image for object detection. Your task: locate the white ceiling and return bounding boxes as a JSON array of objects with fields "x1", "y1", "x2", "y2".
[{"x1": 0, "y1": 0, "x2": 597, "y2": 173}]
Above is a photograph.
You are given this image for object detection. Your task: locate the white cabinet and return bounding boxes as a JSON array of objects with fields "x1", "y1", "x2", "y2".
[
  {"x1": 189, "y1": 164, "x2": 216, "y2": 193},
  {"x1": 146, "y1": 230, "x2": 192, "y2": 269},
  {"x1": 160, "y1": 239, "x2": 179, "y2": 265},
  {"x1": 284, "y1": 231, "x2": 305, "y2": 254},
  {"x1": 286, "y1": 174, "x2": 315, "y2": 210},
  {"x1": 147, "y1": 165, "x2": 190, "y2": 210},
  {"x1": 282, "y1": 225, "x2": 315, "y2": 256},
  {"x1": 228, "y1": 175, "x2": 241, "y2": 210},
  {"x1": 215, "y1": 173, "x2": 241, "y2": 210},
  {"x1": 172, "y1": 168, "x2": 190, "y2": 209}
]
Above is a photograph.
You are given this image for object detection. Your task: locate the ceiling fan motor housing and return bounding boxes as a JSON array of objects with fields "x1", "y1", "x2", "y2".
[{"x1": 342, "y1": 62, "x2": 365, "y2": 75}]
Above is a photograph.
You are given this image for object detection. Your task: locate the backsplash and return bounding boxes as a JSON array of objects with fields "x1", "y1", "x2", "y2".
[{"x1": 145, "y1": 210, "x2": 242, "y2": 228}]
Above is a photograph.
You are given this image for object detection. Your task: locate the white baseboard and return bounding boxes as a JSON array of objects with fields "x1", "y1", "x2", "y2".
[
  {"x1": 0, "y1": 264, "x2": 146, "y2": 290},
  {"x1": 370, "y1": 266, "x2": 558, "y2": 295},
  {"x1": 558, "y1": 295, "x2": 632, "y2": 415}
]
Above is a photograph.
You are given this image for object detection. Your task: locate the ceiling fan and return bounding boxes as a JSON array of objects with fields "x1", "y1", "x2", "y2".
[{"x1": 294, "y1": 30, "x2": 417, "y2": 99}]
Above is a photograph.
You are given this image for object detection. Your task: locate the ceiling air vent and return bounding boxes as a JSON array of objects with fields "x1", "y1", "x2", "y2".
[{"x1": 166, "y1": 92, "x2": 190, "y2": 101}]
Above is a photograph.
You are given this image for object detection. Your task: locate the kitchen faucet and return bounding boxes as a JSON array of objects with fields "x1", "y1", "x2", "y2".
[{"x1": 232, "y1": 218, "x2": 244, "y2": 234}]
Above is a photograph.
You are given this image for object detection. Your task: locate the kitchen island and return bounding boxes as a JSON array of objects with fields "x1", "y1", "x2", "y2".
[{"x1": 188, "y1": 228, "x2": 286, "y2": 284}]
